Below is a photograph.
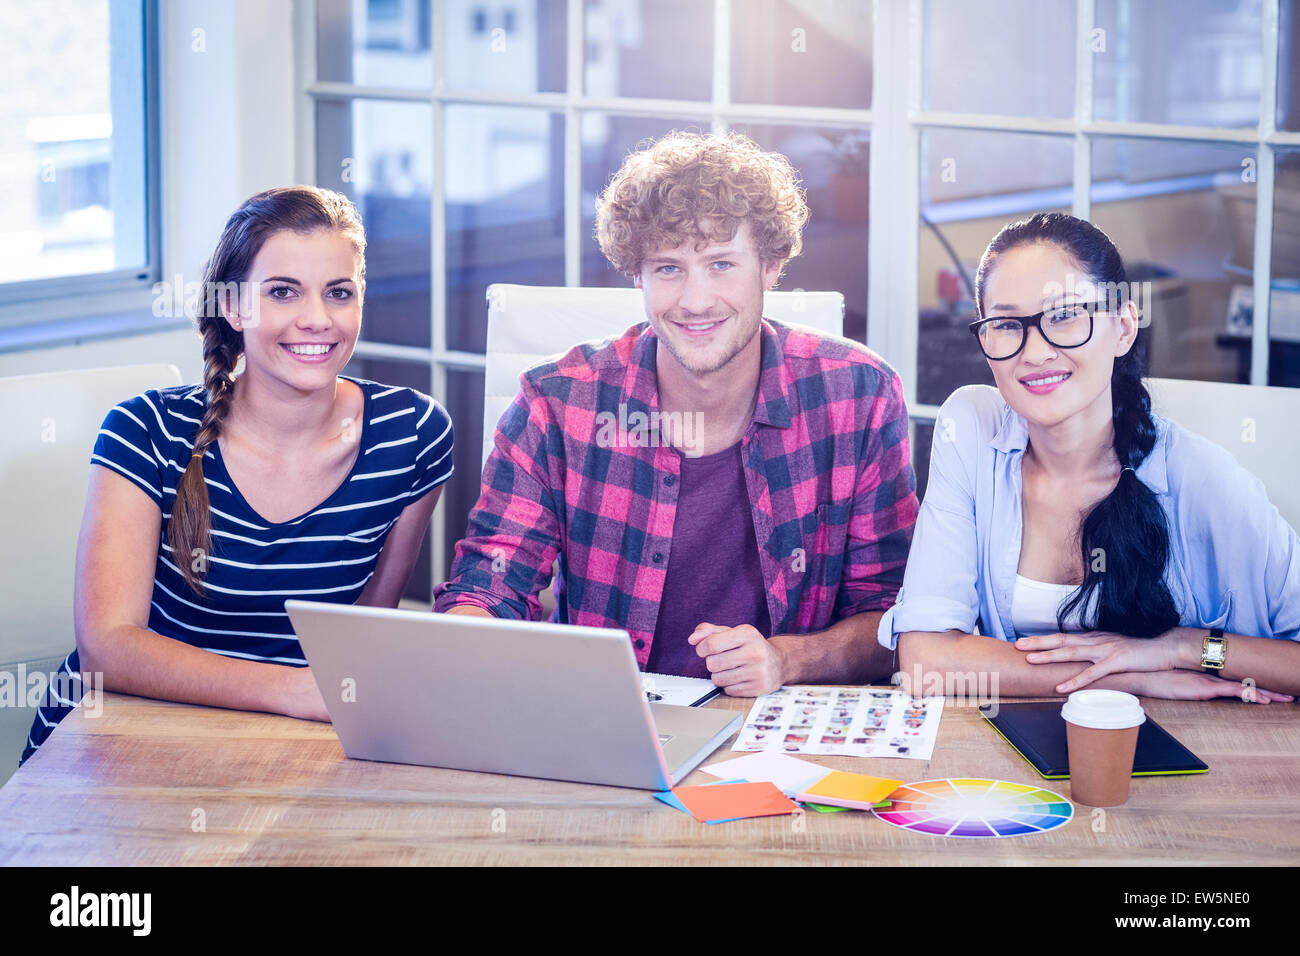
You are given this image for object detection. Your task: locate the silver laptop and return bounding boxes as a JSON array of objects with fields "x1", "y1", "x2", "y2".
[{"x1": 284, "y1": 600, "x2": 742, "y2": 791}]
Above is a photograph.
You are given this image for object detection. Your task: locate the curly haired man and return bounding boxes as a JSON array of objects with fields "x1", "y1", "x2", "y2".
[{"x1": 435, "y1": 131, "x2": 918, "y2": 696}]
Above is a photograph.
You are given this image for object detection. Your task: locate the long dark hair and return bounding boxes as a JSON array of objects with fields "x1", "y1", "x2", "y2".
[
  {"x1": 974, "y1": 212, "x2": 1180, "y2": 638},
  {"x1": 168, "y1": 186, "x2": 366, "y2": 596}
]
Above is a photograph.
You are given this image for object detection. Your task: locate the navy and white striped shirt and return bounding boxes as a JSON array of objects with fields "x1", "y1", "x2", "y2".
[{"x1": 21, "y1": 375, "x2": 453, "y2": 763}]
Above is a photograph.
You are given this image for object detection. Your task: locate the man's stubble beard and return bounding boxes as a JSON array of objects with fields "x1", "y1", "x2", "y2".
[{"x1": 658, "y1": 312, "x2": 761, "y2": 376}]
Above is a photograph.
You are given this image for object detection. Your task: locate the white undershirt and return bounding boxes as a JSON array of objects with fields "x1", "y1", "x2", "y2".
[{"x1": 1011, "y1": 574, "x2": 1086, "y2": 638}]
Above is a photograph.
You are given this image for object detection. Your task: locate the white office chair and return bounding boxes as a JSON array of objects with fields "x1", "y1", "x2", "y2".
[
  {"x1": 0, "y1": 363, "x2": 183, "y2": 780},
  {"x1": 481, "y1": 284, "x2": 846, "y2": 466},
  {"x1": 1147, "y1": 376, "x2": 1300, "y2": 530}
]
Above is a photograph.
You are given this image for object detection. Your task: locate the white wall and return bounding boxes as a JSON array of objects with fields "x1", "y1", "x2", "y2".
[{"x1": 160, "y1": 0, "x2": 297, "y2": 295}]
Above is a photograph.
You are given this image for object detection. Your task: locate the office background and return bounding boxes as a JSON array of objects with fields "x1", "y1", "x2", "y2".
[{"x1": 1, "y1": 0, "x2": 1297, "y2": 603}]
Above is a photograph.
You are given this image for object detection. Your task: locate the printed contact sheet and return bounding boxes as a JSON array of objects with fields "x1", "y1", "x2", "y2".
[{"x1": 731, "y1": 686, "x2": 945, "y2": 760}]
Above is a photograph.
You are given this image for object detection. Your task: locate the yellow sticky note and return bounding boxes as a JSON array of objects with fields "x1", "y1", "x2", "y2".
[{"x1": 796, "y1": 771, "x2": 904, "y2": 811}]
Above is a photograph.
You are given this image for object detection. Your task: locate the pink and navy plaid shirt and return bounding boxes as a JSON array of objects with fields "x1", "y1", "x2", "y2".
[{"x1": 433, "y1": 319, "x2": 919, "y2": 667}]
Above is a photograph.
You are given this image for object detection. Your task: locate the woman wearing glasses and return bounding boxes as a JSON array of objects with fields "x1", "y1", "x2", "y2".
[{"x1": 879, "y1": 212, "x2": 1300, "y2": 701}]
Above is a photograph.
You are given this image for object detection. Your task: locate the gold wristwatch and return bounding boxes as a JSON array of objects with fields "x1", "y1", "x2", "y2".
[{"x1": 1201, "y1": 629, "x2": 1227, "y2": 674}]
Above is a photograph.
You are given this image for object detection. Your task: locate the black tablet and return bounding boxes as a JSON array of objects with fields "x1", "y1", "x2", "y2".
[{"x1": 979, "y1": 700, "x2": 1208, "y2": 778}]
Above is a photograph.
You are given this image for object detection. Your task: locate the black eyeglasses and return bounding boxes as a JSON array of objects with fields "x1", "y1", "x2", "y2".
[{"x1": 968, "y1": 300, "x2": 1116, "y2": 361}]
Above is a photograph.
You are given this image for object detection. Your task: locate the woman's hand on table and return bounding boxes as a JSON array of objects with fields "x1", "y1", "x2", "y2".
[
  {"x1": 1097, "y1": 669, "x2": 1293, "y2": 702},
  {"x1": 1015, "y1": 630, "x2": 1183, "y2": 694},
  {"x1": 1017, "y1": 631, "x2": 1294, "y2": 701}
]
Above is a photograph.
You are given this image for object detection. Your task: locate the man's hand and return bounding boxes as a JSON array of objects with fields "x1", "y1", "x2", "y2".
[
  {"x1": 688, "y1": 623, "x2": 786, "y2": 697},
  {"x1": 443, "y1": 604, "x2": 494, "y2": 618}
]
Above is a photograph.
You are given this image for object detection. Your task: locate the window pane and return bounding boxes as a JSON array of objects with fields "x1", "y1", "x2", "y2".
[
  {"x1": 580, "y1": 114, "x2": 706, "y2": 288},
  {"x1": 1091, "y1": 139, "x2": 1256, "y2": 386},
  {"x1": 446, "y1": 106, "x2": 564, "y2": 353},
  {"x1": 1281, "y1": 0, "x2": 1300, "y2": 131},
  {"x1": 922, "y1": 128, "x2": 1074, "y2": 206},
  {"x1": 732, "y1": 124, "x2": 869, "y2": 344},
  {"x1": 1093, "y1": 137, "x2": 1251, "y2": 183},
  {"x1": 924, "y1": 0, "x2": 1075, "y2": 118},
  {"x1": 0, "y1": 0, "x2": 148, "y2": 284},
  {"x1": 442, "y1": 367, "x2": 486, "y2": 579},
  {"x1": 585, "y1": 0, "x2": 712, "y2": 101},
  {"x1": 1268, "y1": 151, "x2": 1300, "y2": 386},
  {"x1": 731, "y1": 0, "x2": 871, "y2": 110},
  {"x1": 917, "y1": 129, "x2": 1074, "y2": 406},
  {"x1": 582, "y1": 118, "x2": 871, "y2": 343},
  {"x1": 317, "y1": 0, "x2": 432, "y2": 89},
  {"x1": 444, "y1": 0, "x2": 566, "y2": 94},
  {"x1": 316, "y1": 98, "x2": 432, "y2": 349},
  {"x1": 339, "y1": 357, "x2": 433, "y2": 601},
  {"x1": 1094, "y1": 0, "x2": 1260, "y2": 128}
]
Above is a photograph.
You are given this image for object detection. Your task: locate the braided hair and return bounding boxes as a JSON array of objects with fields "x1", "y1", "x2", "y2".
[
  {"x1": 974, "y1": 212, "x2": 1180, "y2": 638},
  {"x1": 168, "y1": 186, "x2": 366, "y2": 595}
]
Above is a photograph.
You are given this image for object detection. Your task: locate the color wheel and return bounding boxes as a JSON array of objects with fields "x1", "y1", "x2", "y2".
[{"x1": 872, "y1": 778, "x2": 1073, "y2": 838}]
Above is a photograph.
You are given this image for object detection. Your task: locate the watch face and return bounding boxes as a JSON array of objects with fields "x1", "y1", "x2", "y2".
[{"x1": 1205, "y1": 642, "x2": 1226, "y2": 664}]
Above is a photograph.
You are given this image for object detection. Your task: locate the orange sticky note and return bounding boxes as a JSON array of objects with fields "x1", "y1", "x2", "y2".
[
  {"x1": 795, "y1": 771, "x2": 904, "y2": 811},
  {"x1": 672, "y1": 781, "x2": 801, "y2": 823}
]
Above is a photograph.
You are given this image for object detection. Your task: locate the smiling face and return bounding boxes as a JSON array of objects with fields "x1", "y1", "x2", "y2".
[
  {"x1": 635, "y1": 220, "x2": 782, "y2": 379},
  {"x1": 978, "y1": 242, "x2": 1138, "y2": 430},
  {"x1": 222, "y1": 228, "x2": 364, "y2": 394}
]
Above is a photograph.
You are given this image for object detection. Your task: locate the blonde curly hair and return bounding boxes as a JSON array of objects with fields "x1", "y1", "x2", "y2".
[{"x1": 594, "y1": 130, "x2": 809, "y2": 279}]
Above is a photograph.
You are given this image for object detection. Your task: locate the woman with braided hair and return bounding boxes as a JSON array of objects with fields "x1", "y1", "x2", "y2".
[
  {"x1": 21, "y1": 186, "x2": 454, "y2": 763},
  {"x1": 880, "y1": 212, "x2": 1300, "y2": 700}
]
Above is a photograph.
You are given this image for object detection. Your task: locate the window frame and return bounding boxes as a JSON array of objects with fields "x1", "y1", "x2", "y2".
[{"x1": 0, "y1": 0, "x2": 162, "y2": 323}]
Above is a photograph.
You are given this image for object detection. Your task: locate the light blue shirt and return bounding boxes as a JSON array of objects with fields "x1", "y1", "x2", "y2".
[{"x1": 879, "y1": 385, "x2": 1300, "y2": 648}]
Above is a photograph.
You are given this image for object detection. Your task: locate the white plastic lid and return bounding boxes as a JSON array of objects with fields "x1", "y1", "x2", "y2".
[{"x1": 1060, "y1": 689, "x2": 1146, "y2": 730}]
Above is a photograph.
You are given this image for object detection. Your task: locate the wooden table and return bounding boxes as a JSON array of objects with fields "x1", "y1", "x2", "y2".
[{"x1": 2, "y1": 690, "x2": 1296, "y2": 866}]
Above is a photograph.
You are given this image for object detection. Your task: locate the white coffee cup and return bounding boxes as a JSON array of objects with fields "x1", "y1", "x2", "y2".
[{"x1": 1061, "y1": 690, "x2": 1146, "y2": 806}]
